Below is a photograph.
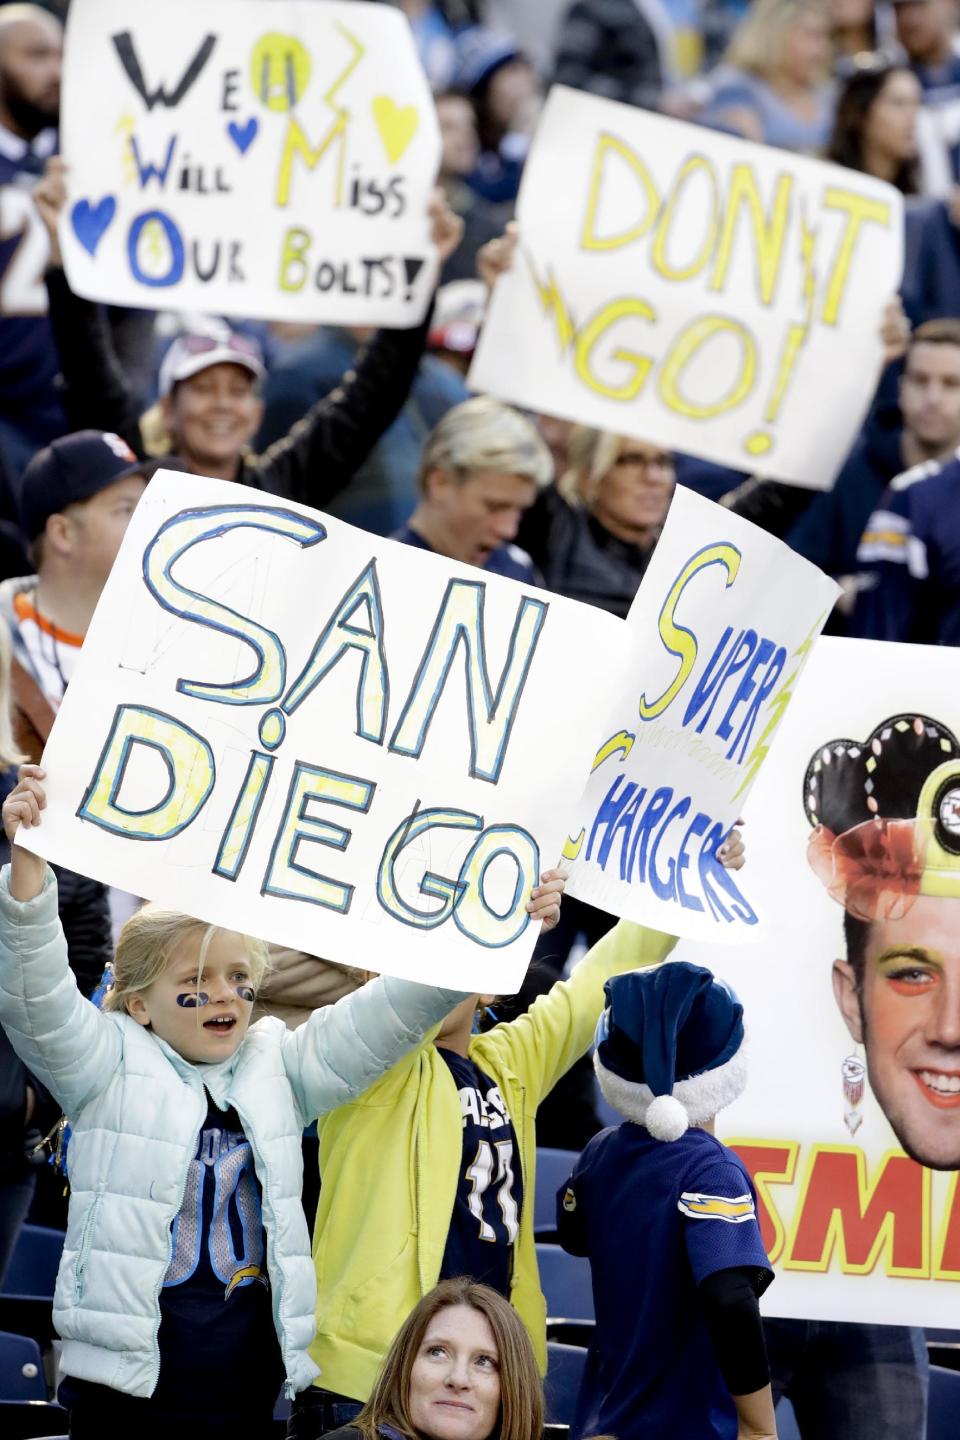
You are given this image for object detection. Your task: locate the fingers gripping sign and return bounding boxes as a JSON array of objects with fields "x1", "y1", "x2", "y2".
[
  {"x1": 4, "y1": 765, "x2": 49, "y2": 902},
  {"x1": 526, "y1": 866, "x2": 566, "y2": 934}
]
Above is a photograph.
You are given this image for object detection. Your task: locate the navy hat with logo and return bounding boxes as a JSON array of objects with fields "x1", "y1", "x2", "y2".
[
  {"x1": 593, "y1": 962, "x2": 747, "y2": 1142},
  {"x1": 15, "y1": 430, "x2": 164, "y2": 541}
]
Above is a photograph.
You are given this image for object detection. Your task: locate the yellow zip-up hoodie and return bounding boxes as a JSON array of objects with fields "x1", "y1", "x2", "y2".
[{"x1": 308, "y1": 918, "x2": 677, "y2": 1401}]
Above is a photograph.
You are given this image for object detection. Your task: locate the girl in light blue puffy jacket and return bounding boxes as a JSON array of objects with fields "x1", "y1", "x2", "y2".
[{"x1": 0, "y1": 765, "x2": 562, "y2": 1440}]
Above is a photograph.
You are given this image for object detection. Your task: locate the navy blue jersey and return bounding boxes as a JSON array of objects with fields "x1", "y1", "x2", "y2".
[
  {"x1": 854, "y1": 454, "x2": 960, "y2": 645},
  {"x1": 558, "y1": 1124, "x2": 772, "y2": 1440},
  {"x1": 438, "y1": 1047, "x2": 523, "y2": 1295},
  {"x1": 0, "y1": 128, "x2": 65, "y2": 443},
  {"x1": 61, "y1": 1093, "x2": 283, "y2": 1424},
  {"x1": 393, "y1": 522, "x2": 538, "y2": 585},
  {"x1": 158, "y1": 1094, "x2": 282, "y2": 1415}
]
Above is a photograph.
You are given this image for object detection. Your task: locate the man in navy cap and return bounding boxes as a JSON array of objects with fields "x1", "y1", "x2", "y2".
[
  {"x1": 557, "y1": 963, "x2": 775, "y2": 1440},
  {"x1": 1, "y1": 430, "x2": 171, "y2": 752}
]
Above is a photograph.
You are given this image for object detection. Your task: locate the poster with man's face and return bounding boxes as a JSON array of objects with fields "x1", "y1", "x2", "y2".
[{"x1": 678, "y1": 636, "x2": 960, "y2": 1326}]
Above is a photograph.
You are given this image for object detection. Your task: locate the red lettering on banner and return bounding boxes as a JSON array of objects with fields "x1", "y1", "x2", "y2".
[
  {"x1": 728, "y1": 1140, "x2": 797, "y2": 1263},
  {"x1": 934, "y1": 1173, "x2": 960, "y2": 1281},
  {"x1": 784, "y1": 1146, "x2": 930, "y2": 1277}
]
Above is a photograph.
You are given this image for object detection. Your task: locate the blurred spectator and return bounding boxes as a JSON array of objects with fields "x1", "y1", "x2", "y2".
[
  {"x1": 455, "y1": 28, "x2": 542, "y2": 208},
  {"x1": 895, "y1": 0, "x2": 960, "y2": 194},
  {"x1": 550, "y1": 0, "x2": 674, "y2": 110},
  {"x1": 826, "y1": 55, "x2": 921, "y2": 190},
  {"x1": 483, "y1": 0, "x2": 576, "y2": 74},
  {"x1": 699, "y1": 0, "x2": 835, "y2": 152},
  {"x1": 853, "y1": 407, "x2": 960, "y2": 643},
  {"x1": 394, "y1": 395, "x2": 548, "y2": 581},
  {"x1": 536, "y1": 411, "x2": 576, "y2": 481},
  {"x1": 829, "y1": 0, "x2": 895, "y2": 58},
  {"x1": 0, "y1": 6, "x2": 155, "y2": 502},
  {"x1": 0, "y1": 4, "x2": 62, "y2": 482},
  {"x1": 392, "y1": 0, "x2": 459, "y2": 90},
  {"x1": 789, "y1": 318, "x2": 960, "y2": 606},
  {"x1": 426, "y1": 277, "x2": 486, "y2": 375},
  {"x1": 435, "y1": 90, "x2": 501, "y2": 281},
  {"x1": 701, "y1": 0, "x2": 752, "y2": 69},
  {"x1": 31, "y1": 159, "x2": 465, "y2": 515},
  {"x1": 766, "y1": 1321, "x2": 928, "y2": 1440},
  {"x1": 257, "y1": 320, "x2": 468, "y2": 536},
  {"x1": 901, "y1": 189, "x2": 960, "y2": 323}
]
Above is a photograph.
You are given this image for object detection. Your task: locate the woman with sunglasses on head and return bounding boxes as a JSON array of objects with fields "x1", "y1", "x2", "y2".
[{"x1": 29, "y1": 158, "x2": 465, "y2": 510}]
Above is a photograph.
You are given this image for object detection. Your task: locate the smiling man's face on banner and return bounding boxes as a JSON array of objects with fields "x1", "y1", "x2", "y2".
[{"x1": 833, "y1": 895, "x2": 960, "y2": 1170}]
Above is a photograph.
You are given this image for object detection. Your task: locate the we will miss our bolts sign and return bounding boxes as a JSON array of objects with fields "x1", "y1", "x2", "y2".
[
  {"x1": 529, "y1": 128, "x2": 893, "y2": 462},
  {"x1": 75, "y1": 505, "x2": 552, "y2": 952}
]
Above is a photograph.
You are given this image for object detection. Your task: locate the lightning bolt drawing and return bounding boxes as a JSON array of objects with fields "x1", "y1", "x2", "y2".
[
  {"x1": 561, "y1": 730, "x2": 636, "y2": 860},
  {"x1": 732, "y1": 613, "x2": 824, "y2": 802},
  {"x1": 326, "y1": 22, "x2": 365, "y2": 206},
  {"x1": 524, "y1": 249, "x2": 578, "y2": 355},
  {"x1": 274, "y1": 22, "x2": 366, "y2": 208},
  {"x1": 144, "y1": 217, "x2": 165, "y2": 271},
  {"x1": 115, "y1": 114, "x2": 136, "y2": 187},
  {"x1": 591, "y1": 729, "x2": 636, "y2": 771},
  {"x1": 797, "y1": 197, "x2": 818, "y2": 330}
]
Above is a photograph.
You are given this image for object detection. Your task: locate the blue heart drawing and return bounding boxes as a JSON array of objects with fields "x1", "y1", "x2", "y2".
[
  {"x1": 227, "y1": 117, "x2": 258, "y2": 155},
  {"x1": 71, "y1": 196, "x2": 116, "y2": 256}
]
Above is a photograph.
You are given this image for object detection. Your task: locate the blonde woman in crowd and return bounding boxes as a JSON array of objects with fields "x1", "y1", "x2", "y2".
[{"x1": 699, "y1": 0, "x2": 835, "y2": 152}]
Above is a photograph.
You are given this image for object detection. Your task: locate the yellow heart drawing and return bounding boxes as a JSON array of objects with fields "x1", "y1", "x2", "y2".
[{"x1": 372, "y1": 96, "x2": 419, "y2": 165}]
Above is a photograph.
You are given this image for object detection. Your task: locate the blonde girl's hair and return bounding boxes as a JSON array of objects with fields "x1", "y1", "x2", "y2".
[
  {"x1": 725, "y1": 0, "x2": 828, "y2": 80},
  {"x1": 0, "y1": 618, "x2": 27, "y2": 770},
  {"x1": 557, "y1": 426, "x2": 623, "y2": 509},
  {"x1": 355, "y1": 1277, "x2": 544, "y2": 1440},
  {"x1": 103, "y1": 906, "x2": 270, "y2": 1013},
  {"x1": 419, "y1": 396, "x2": 554, "y2": 493}
]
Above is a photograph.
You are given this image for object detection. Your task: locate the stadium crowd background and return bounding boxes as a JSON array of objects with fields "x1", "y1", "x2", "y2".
[{"x1": 1, "y1": 2, "x2": 960, "y2": 1439}]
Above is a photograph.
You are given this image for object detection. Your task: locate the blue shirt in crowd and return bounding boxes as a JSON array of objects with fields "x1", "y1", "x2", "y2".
[
  {"x1": 393, "y1": 522, "x2": 538, "y2": 585},
  {"x1": 557, "y1": 1124, "x2": 771, "y2": 1440}
]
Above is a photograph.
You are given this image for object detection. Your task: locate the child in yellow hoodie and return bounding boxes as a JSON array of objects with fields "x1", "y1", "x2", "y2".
[{"x1": 288, "y1": 833, "x2": 745, "y2": 1439}]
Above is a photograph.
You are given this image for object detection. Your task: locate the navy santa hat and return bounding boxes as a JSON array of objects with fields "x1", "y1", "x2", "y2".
[{"x1": 594, "y1": 962, "x2": 747, "y2": 1142}]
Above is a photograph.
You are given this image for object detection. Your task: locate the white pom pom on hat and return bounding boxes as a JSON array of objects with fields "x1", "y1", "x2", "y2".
[{"x1": 644, "y1": 1094, "x2": 689, "y2": 1142}]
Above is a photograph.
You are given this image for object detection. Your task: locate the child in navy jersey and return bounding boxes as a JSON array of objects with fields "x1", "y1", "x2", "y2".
[{"x1": 558, "y1": 962, "x2": 776, "y2": 1440}]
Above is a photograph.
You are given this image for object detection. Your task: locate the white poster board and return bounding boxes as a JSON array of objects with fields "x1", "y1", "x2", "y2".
[
  {"x1": 24, "y1": 479, "x2": 841, "y2": 972},
  {"x1": 59, "y1": 0, "x2": 440, "y2": 325},
  {"x1": 564, "y1": 486, "x2": 839, "y2": 941},
  {"x1": 678, "y1": 637, "x2": 960, "y2": 1326},
  {"x1": 23, "y1": 472, "x2": 623, "y2": 992},
  {"x1": 470, "y1": 87, "x2": 904, "y2": 489}
]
